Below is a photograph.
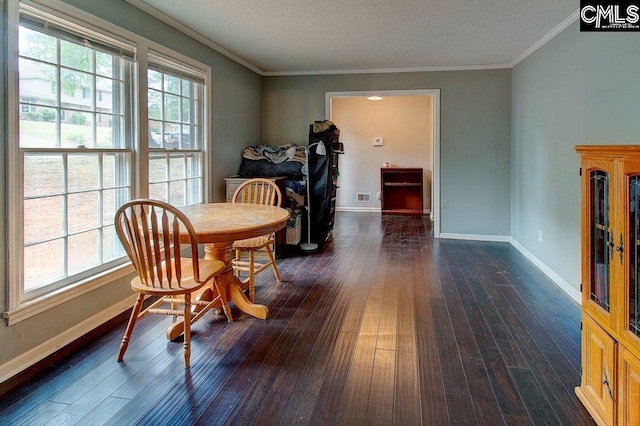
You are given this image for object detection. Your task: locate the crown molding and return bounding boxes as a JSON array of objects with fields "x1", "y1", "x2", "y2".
[
  {"x1": 124, "y1": 0, "x2": 264, "y2": 75},
  {"x1": 510, "y1": 10, "x2": 579, "y2": 68},
  {"x1": 263, "y1": 63, "x2": 512, "y2": 77}
]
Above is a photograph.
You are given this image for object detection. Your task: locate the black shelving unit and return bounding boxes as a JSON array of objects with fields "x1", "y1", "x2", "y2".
[{"x1": 308, "y1": 122, "x2": 342, "y2": 245}]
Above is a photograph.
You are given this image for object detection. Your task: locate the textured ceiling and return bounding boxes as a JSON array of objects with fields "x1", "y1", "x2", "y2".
[{"x1": 130, "y1": 0, "x2": 577, "y2": 74}]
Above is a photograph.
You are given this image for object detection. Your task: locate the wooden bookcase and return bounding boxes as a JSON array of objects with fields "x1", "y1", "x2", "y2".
[
  {"x1": 380, "y1": 167, "x2": 423, "y2": 214},
  {"x1": 575, "y1": 145, "x2": 640, "y2": 425}
]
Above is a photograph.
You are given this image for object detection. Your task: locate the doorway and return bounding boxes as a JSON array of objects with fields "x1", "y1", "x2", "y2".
[{"x1": 325, "y1": 89, "x2": 441, "y2": 238}]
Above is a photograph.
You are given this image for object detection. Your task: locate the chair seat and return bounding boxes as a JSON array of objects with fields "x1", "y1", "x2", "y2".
[
  {"x1": 232, "y1": 234, "x2": 273, "y2": 250},
  {"x1": 131, "y1": 258, "x2": 225, "y2": 295}
]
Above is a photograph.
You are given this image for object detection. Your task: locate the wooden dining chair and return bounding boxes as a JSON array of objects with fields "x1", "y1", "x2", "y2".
[
  {"x1": 114, "y1": 199, "x2": 227, "y2": 368},
  {"x1": 231, "y1": 178, "x2": 283, "y2": 302}
]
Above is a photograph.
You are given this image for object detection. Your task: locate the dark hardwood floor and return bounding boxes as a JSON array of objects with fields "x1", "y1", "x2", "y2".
[{"x1": 0, "y1": 212, "x2": 595, "y2": 425}]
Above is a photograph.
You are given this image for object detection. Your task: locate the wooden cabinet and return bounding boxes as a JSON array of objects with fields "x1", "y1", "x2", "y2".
[
  {"x1": 380, "y1": 167, "x2": 423, "y2": 214},
  {"x1": 575, "y1": 145, "x2": 640, "y2": 425}
]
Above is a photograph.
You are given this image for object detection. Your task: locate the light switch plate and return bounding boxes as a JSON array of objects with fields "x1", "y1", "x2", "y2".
[{"x1": 373, "y1": 137, "x2": 383, "y2": 146}]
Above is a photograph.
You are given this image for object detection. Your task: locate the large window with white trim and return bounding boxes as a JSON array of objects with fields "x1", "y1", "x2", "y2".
[
  {"x1": 17, "y1": 13, "x2": 134, "y2": 298},
  {"x1": 5, "y1": 1, "x2": 209, "y2": 322}
]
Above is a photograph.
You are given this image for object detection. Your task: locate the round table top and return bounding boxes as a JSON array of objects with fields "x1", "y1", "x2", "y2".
[{"x1": 179, "y1": 203, "x2": 290, "y2": 244}]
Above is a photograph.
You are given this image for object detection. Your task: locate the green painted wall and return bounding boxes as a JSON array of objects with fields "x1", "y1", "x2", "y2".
[
  {"x1": 0, "y1": 0, "x2": 260, "y2": 367},
  {"x1": 262, "y1": 70, "x2": 512, "y2": 236},
  {"x1": 511, "y1": 22, "x2": 640, "y2": 292}
]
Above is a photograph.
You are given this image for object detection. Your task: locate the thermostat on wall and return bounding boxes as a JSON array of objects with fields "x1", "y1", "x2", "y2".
[{"x1": 373, "y1": 137, "x2": 383, "y2": 146}]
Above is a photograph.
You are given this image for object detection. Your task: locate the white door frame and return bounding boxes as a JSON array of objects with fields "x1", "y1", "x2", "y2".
[{"x1": 325, "y1": 89, "x2": 441, "y2": 238}]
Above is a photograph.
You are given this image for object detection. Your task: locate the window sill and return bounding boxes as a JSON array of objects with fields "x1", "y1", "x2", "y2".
[{"x1": 3, "y1": 263, "x2": 135, "y2": 326}]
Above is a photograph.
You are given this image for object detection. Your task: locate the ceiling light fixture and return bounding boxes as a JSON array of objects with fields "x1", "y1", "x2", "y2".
[{"x1": 367, "y1": 96, "x2": 383, "y2": 101}]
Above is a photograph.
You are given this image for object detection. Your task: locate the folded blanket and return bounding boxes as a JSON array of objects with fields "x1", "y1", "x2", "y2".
[{"x1": 242, "y1": 144, "x2": 306, "y2": 164}]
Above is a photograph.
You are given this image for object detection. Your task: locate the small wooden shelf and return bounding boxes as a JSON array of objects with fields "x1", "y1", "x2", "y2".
[{"x1": 380, "y1": 167, "x2": 423, "y2": 214}]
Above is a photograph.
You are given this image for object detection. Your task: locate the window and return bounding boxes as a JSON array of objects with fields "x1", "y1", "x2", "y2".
[
  {"x1": 17, "y1": 15, "x2": 134, "y2": 297},
  {"x1": 147, "y1": 56, "x2": 205, "y2": 206},
  {"x1": 5, "y1": 1, "x2": 209, "y2": 323}
]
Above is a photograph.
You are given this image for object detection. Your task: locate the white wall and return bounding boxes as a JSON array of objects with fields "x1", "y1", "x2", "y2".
[{"x1": 331, "y1": 96, "x2": 432, "y2": 211}]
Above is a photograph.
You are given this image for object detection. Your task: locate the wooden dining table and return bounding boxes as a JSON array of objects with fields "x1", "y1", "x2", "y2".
[{"x1": 165, "y1": 202, "x2": 289, "y2": 340}]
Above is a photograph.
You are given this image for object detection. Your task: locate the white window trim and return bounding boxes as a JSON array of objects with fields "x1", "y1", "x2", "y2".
[{"x1": 5, "y1": 0, "x2": 212, "y2": 324}]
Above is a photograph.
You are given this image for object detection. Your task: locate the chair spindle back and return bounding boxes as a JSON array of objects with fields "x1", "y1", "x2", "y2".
[
  {"x1": 232, "y1": 178, "x2": 282, "y2": 207},
  {"x1": 115, "y1": 199, "x2": 201, "y2": 288}
]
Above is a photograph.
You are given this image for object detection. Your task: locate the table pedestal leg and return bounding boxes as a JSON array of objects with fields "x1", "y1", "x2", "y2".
[
  {"x1": 165, "y1": 241, "x2": 268, "y2": 340},
  {"x1": 204, "y1": 242, "x2": 269, "y2": 320}
]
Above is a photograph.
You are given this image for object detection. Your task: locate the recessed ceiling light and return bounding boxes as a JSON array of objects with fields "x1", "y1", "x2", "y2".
[{"x1": 367, "y1": 96, "x2": 383, "y2": 101}]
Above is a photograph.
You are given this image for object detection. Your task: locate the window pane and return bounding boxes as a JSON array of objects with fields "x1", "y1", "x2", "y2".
[
  {"x1": 25, "y1": 154, "x2": 64, "y2": 197},
  {"x1": 19, "y1": 58, "x2": 58, "y2": 107},
  {"x1": 24, "y1": 239, "x2": 65, "y2": 290},
  {"x1": 149, "y1": 120, "x2": 162, "y2": 148},
  {"x1": 60, "y1": 39, "x2": 92, "y2": 72},
  {"x1": 95, "y1": 51, "x2": 114, "y2": 78},
  {"x1": 186, "y1": 154, "x2": 202, "y2": 178},
  {"x1": 169, "y1": 180, "x2": 185, "y2": 206},
  {"x1": 61, "y1": 69, "x2": 93, "y2": 110},
  {"x1": 96, "y1": 77, "x2": 121, "y2": 114},
  {"x1": 68, "y1": 191, "x2": 99, "y2": 234},
  {"x1": 181, "y1": 124, "x2": 195, "y2": 149},
  {"x1": 148, "y1": 69, "x2": 162, "y2": 90},
  {"x1": 68, "y1": 154, "x2": 99, "y2": 192},
  {"x1": 186, "y1": 178, "x2": 201, "y2": 205},
  {"x1": 165, "y1": 94, "x2": 179, "y2": 122},
  {"x1": 181, "y1": 80, "x2": 192, "y2": 98},
  {"x1": 103, "y1": 225, "x2": 124, "y2": 262},
  {"x1": 169, "y1": 155, "x2": 185, "y2": 180},
  {"x1": 20, "y1": 107, "x2": 58, "y2": 148},
  {"x1": 103, "y1": 153, "x2": 116, "y2": 188},
  {"x1": 149, "y1": 155, "x2": 167, "y2": 182},
  {"x1": 104, "y1": 187, "x2": 130, "y2": 226},
  {"x1": 24, "y1": 196, "x2": 64, "y2": 245},
  {"x1": 181, "y1": 98, "x2": 192, "y2": 124},
  {"x1": 164, "y1": 74, "x2": 180, "y2": 94},
  {"x1": 19, "y1": 27, "x2": 57, "y2": 63},
  {"x1": 96, "y1": 114, "x2": 119, "y2": 148},
  {"x1": 68, "y1": 230, "x2": 100, "y2": 275},
  {"x1": 149, "y1": 182, "x2": 167, "y2": 202},
  {"x1": 148, "y1": 89, "x2": 162, "y2": 120},
  {"x1": 61, "y1": 111, "x2": 93, "y2": 148}
]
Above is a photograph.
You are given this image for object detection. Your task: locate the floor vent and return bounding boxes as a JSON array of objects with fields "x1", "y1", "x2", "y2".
[{"x1": 356, "y1": 192, "x2": 371, "y2": 203}]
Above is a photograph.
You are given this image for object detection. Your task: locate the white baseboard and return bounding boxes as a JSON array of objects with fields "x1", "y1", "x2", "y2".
[
  {"x1": 510, "y1": 238, "x2": 581, "y2": 304},
  {"x1": 439, "y1": 233, "x2": 511, "y2": 243},
  {"x1": 0, "y1": 294, "x2": 137, "y2": 384}
]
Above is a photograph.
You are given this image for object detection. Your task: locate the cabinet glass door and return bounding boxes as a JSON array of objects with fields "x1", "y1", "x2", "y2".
[
  {"x1": 629, "y1": 175, "x2": 640, "y2": 337},
  {"x1": 590, "y1": 170, "x2": 611, "y2": 311}
]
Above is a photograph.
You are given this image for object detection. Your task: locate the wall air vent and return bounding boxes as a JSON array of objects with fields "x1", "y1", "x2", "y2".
[{"x1": 356, "y1": 193, "x2": 371, "y2": 203}]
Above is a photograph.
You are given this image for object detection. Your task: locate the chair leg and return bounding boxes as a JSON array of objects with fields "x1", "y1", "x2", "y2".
[
  {"x1": 213, "y1": 277, "x2": 233, "y2": 322},
  {"x1": 118, "y1": 293, "x2": 145, "y2": 362},
  {"x1": 233, "y1": 249, "x2": 242, "y2": 278},
  {"x1": 183, "y1": 292, "x2": 191, "y2": 368},
  {"x1": 265, "y1": 245, "x2": 281, "y2": 282},
  {"x1": 249, "y1": 250, "x2": 256, "y2": 302}
]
